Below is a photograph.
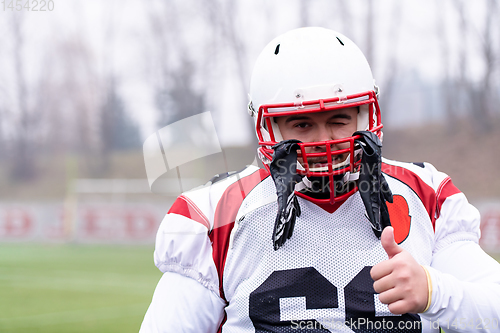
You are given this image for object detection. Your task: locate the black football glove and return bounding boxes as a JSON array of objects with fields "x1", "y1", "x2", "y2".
[
  {"x1": 354, "y1": 131, "x2": 393, "y2": 238},
  {"x1": 269, "y1": 140, "x2": 303, "y2": 250}
]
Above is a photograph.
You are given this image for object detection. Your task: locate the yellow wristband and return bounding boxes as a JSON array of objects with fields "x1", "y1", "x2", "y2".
[{"x1": 421, "y1": 265, "x2": 433, "y2": 313}]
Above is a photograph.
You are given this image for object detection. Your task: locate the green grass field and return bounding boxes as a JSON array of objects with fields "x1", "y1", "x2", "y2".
[{"x1": 0, "y1": 244, "x2": 162, "y2": 333}]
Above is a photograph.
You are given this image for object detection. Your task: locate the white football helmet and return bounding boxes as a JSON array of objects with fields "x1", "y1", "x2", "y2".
[{"x1": 248, "y1": 27, "x2": 383, "y2": 204}]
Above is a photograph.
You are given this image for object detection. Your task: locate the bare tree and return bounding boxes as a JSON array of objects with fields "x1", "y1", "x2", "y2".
[
  {"x1": 100, "y1": 77, "x2": 142, "y2": 152},
  {"x1": 0, "y1": 83, "x2": 9, "y2": 160},
  {"x1": 39, "y1": 47, "x2": 66, "y2": 155},
  {"x1": 472, "y1": 0, "x2": 498, "y2": 132},
  {"x1": 42, "y1": 33, "x2": 104, "y2": 178},
  {"x1": 435, "y1": 0, "x2": 499, "y2": 133},
  {"x1": 201, "y1": 0, "x2": 254, "y2": 132},
  {"x1": 0, "y1": 103, "x2": 5, "y2": 160},
  {"x1": 97, "y1": 3, "x2": 142, "y2": 174},
  {"x1": 452, "y1": 0, "x2": 471, "y2": 126},
  {"x1": 377, "y1": 2, "x2": 403, "y2": 120},
  {"x1": 436, "y1": 0, "x2": 457, "y2": 132},
  {"x1": 144, "y1": 0, "x2": 207, "y2": 129},
  {"x1": 9, "y1": 13, "x2": 38, "y2": 180}
]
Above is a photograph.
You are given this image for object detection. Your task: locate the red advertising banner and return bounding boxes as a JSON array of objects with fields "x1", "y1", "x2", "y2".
[
  {"x1": 1, "y1": 201, "x2": 500, "y2": 251},
  {"x1": 0, "y1": 203, "x2": 170, "y2": 244}
]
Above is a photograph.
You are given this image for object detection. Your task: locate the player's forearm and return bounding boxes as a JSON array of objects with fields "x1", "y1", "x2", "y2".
[{"x1": 420, "y1": 266, "x2": 500, "y2": 333}]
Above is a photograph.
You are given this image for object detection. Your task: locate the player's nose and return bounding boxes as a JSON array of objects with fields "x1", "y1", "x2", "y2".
[
  {"x1": 314, "y1": 126, "x2": 335, "y2": 143},
  {"x1": 312, "y1": 127, "x2": 335, "y2": 150}
]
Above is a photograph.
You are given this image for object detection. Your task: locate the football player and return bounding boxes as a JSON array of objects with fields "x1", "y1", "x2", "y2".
[{"x1": 140, "y1": 27, "x2": 500, "y2": 332}]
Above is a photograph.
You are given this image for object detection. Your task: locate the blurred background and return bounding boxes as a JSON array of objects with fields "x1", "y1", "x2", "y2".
[{"x1": 0, "y1": 0, "x2": 499, "y2": 332}]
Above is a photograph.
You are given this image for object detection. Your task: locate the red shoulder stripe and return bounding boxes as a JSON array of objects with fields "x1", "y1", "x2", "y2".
[
  {"x1": 382, "y1": 163, "x2": 437, "y2": 229},
  {"x1": 167, "y1": 195, "x2": 210, "y2": 229},
  {"x1": 436, "y1": 176, "x2": 461, "y2": 216},
  {"x1": 209, "y1": 168, "x2": 269, "y2": 301}
]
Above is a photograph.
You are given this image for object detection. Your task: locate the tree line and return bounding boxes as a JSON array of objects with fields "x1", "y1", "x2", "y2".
[{"x1": 0, "y1": 0, "x2": 498, "y2": 182}]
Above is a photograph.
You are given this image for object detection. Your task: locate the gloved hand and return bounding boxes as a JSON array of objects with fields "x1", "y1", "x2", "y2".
[
  {"x1": 269, "y1": 140, "x2": 303, "y2": 250},
  {"x1": 354, "y1": 131, "x2": 393, "y2": 238}
]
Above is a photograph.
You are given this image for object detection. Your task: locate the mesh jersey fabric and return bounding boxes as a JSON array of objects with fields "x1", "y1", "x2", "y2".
[{"x1": 223, "y1": 171, "x2": 434, "y2": 332}]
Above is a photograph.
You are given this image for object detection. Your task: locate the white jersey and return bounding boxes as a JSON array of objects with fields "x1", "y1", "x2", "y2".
[{"x1": 140, "y1": 159, "x2": 500, "y2": 333}]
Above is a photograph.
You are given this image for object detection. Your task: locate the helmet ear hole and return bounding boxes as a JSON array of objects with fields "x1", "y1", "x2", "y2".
[{"x1": 274, "y1": 44, "x2": 280, "y2": 55}]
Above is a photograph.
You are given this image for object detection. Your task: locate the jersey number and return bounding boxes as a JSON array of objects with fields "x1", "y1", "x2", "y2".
[{"x1": 249, "y1": 266, "x2": 421, "y2": 332}]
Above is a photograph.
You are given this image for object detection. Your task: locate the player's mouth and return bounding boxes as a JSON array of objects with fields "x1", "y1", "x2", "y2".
[
  {"x1": 306, "y1": 154, "x2": 346, "y2": 169},
  {"x1": 310, "y1": 161, "x2": 328, "y2": 168}
]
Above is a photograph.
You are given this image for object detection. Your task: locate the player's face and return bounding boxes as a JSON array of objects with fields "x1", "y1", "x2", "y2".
[{"x1": 275, "y1": 107, "x2": 358, "y2": 168}]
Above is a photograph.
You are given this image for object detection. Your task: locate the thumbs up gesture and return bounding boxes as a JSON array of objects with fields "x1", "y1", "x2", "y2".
[{"x1": 370, "y1": 227, "x2": 429, "y2": 314}]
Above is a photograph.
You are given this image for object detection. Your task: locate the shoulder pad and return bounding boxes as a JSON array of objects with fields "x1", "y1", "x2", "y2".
[{"x1": 207, "y1": 171, "x2": 237, "y2": 185}]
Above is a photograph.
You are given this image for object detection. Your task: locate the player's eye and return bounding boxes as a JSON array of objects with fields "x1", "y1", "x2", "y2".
[
  {"x1": 294, "y1": 122, "x2": 311, "y2": 129},
  {"x1": 329, "y1": 120, "x2": 348, "y2": 126}
]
